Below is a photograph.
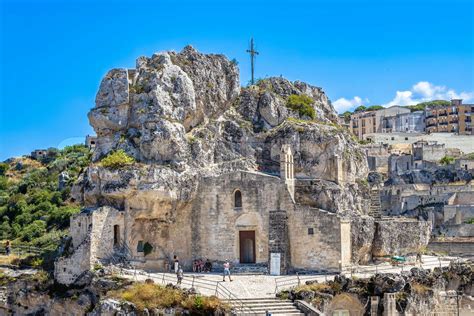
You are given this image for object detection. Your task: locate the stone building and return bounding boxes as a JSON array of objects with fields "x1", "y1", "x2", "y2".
[
  {"x1": 425, "y1": 99, "x2": 474, "y2": 135},
  {"x1": 394, "y1": 111, "x2": 425, "y2": 133},
  {"x1": 30, "y1": 149, "x2": 48, "y2": 160},
  {"x1": 56, "y1": 145, "x2": 352, "y2": 284},
  {"x1": 350, "y1": 106, "x2": 411, "y2": 139},
  {"x1": 55, "y1": 47, "x2": 431, "y2": 285},
  {"x1": 85, "y1": 135, "x2": 97, "y2": 150}
]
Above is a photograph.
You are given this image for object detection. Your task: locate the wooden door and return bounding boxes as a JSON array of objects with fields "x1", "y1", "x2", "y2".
[{"x1": 239, "y1": 231, "x2": 255, "y2": 263}]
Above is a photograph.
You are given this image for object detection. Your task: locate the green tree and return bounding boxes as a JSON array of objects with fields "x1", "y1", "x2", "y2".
[
  {"x1": 354, "y1": 105, "x2": 367, "y2": 112},
  {"x1": 366, "y1": 105, "x2": 384, "y2": 111},
  {"x1": 21, "y1": 220, "x2": 47, "y2": 242}
]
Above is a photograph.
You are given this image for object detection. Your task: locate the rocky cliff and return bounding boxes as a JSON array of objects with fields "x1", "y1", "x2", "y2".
[{"x1": 74, "y1": 46, "x2": 369, "y2": 216}]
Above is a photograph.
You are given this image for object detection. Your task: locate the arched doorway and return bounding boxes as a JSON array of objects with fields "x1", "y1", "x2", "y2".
[{"x1": 239, "y1": 231, "x2": 255, "y2": 263}]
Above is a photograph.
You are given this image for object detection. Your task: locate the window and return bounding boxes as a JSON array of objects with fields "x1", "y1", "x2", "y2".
[
  {"x1": 308, "y1": 228, "x2": 314, "y2": 235},
  {"x1": 391, "y1": 137, "x2": 395, "y2": 141},
  {"x1": 137, "y1": 240, "x2": 144, "y2": 252},
  {"x1": 405, "y1": 137, "x2": 408, "y2": 140},
  {"x1": 113, "y1": 225, "x2": 120, "y2": 245},
  {"x1": 234, "y1": 190, "x2": 242, "y2": 208}
]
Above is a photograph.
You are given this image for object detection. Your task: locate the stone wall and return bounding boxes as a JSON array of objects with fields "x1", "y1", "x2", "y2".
[
  {"x1": 192, "y1": 171, "x2": 283, "y2": 265},
  {"x1": 268, "y1": 210, "x2": 291, "y2": 274},
  {"x1": 287, "y1": 206, "x2": 345, "y2": 271},
  {"x1": 428, "y1": 240, "x2": 474, "y2": 256},
  {"x1": 55, "y1": 206, "x2": 124, "y2": 285}
]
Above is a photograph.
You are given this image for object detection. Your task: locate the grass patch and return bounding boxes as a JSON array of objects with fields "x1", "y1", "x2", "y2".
[
  {"x1": 411, "y1": 282, "x2": 431, "y2": 295},
  {"x1": 294, "y1": 282, "x2": 331, "y2": 293},
  {"x1": 110, "y1": 282, "x2": 229, "y2": 313},
  {"x1": 0, "y1": 254, "x2": 22, "y2": 266}
]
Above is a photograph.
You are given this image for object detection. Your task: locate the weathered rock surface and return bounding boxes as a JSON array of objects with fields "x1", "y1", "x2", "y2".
[
  {"x1": 372, "y1": 219, "x2": 432, "y2": 257},
  {"x1": 76, "y1": 46, "x2": 369, "y2": 218}
]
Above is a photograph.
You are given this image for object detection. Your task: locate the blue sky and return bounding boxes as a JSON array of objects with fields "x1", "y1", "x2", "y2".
[{"x1": 0, "y1": 0, "x2": 473, "y2": 160}]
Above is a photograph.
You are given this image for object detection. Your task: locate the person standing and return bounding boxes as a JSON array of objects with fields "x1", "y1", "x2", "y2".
[
  {"x1": 174, "y1": 255, "x2": 179, "y2": 273},
  {"x1": 204, "y1": 259, "x2": 212, "y2": 273},
  {"x1": 223, "y1": 260, "x2": 232, "y2": 282},
  {"x1": 5, "y1": 240, "x2": 10, "y2": 256},
  {"x1": 177, "y1": 266, "x2": 183, "y2": 285}
]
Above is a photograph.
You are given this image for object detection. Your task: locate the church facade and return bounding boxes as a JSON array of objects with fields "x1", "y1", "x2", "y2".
[{"x1": 55, "y1": 145, "x2": 351, "y2": 284}]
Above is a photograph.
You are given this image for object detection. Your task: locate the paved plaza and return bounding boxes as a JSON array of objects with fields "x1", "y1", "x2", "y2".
[{"x1": 120, "y1": 255, "x2": 460, "y2": 299}]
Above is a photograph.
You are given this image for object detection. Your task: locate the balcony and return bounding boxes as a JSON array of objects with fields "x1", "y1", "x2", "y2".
[
  {"x1": 426, "y1": 122, "x2": 437, "y2": 127},
  {"x1": 439, "y1": 122, "x2": 448, "y2": 126},
  {"x1": 438, "y1": 112, "x2": 447, "y2": 117}
]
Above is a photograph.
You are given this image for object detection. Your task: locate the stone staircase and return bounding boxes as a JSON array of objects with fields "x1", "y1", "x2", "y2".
[
  {"x1": 232, "y1": 263, "x2": 268, "y2": 275},
  {"x1": 225, "y1": 298, "x2": 303, "y2": 315},
  {"x1": 369, "y1": 186, "x2": 382, "y2": 218}
]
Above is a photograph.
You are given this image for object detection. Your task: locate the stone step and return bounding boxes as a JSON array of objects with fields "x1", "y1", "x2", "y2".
[
  {"x1": 226, "y1": 298, "x2": 302, "y2": 315},
  {"x1": 230, "y1": 303, "x2": 295, "y2": 310}
]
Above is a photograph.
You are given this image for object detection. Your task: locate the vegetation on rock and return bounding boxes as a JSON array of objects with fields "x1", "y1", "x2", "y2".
[
  {"x1": 286, "y1": 94, "x2": 316, "y2": 119},
  {"x1": 99, "y1": 149, "x2": 135, "y2": 169},
  {"x1": 110, "y1": 282, "x2": 229, "y2": 314},
  {"x1": 439, "y1": 155, "x2": 455, "y2": 165}
]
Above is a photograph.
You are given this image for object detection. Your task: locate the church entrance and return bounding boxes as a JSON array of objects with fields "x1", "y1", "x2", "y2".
[{"x1": 239, "y1": 230, "x2": 255, "y2": 263}]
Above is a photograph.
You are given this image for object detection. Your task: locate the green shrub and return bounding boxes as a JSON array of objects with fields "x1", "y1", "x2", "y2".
[
  {"x1": 286, "y1": 94, "x2": 316, "y2": 119},
  {"x1": 21, "y1": 220, "x2": 47, "y2": 242},
  {"x1": 100, "y1": 150, "x2": 135, "y2": 169},
  {"x1": 0, "y1": 163, "x2": 8, "y2": 176},
  {"x1": 439, "y1": 155, "x2": 455, "y2": 165}
]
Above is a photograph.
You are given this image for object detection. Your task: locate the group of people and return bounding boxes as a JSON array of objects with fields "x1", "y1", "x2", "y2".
[
  {"x1": 172, "y1": 255, "x2": 233, "y2": 285},
  {"x1": 192, "y1": 258, "x2": 213, "y2": 273}
]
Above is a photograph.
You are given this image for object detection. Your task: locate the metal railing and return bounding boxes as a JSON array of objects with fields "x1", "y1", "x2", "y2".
[
  {"x1": 0, "y1": 245, "x2": 43, "y2": 256},
  {"x1": 274, "y1": 256, "x2": 460, "y2": 294},
  {"x1": 118, "y1": 268, "x2": 256, "y2": 314}
]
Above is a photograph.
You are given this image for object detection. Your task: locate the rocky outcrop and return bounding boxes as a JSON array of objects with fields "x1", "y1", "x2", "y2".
[
  {"x1": 278, "y1": 262, "x2": 473, "y2": 314},
  {"x1": 372, "y1": 219, "x2": 432, "y2": 257},
  {"x1": 76, "y1": 46, "x2": 369, "y2": 217},
  {"x1": 350, "y1": 216, "x2": 376, "y2": 264}
]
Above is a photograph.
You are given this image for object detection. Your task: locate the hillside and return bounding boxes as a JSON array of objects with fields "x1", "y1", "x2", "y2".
[{"x1": 0, "y1": 145, "x2": 91, "y2": 252}]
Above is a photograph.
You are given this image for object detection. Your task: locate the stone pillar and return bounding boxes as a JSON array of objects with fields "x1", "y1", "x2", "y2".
[
  {"x1": 340, "y1": 220, "x2": 352, "y2": 268},
  {"x1": 334, "y1": 154, "x2": 344, "y2": 184},
  {"x1": 455, "y1": 209, "x2": 462, "y2": 225},
  {"x1": 370, "y1": 296, "x2": 380, "y2": 316},
  {"x1": 268, "y1": 210, "x2": 290, "y2": 275},
  {"x1": 280, "y1": 145, "x2": 295, "y2": 200},
  {"x1": 383, "y1": 293, "x2": 398, "y2": 316}
]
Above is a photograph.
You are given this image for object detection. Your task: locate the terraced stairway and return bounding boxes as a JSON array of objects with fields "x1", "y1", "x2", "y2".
[{"x1": 225, "y1": 297, "x2": 304, "y2": 315}]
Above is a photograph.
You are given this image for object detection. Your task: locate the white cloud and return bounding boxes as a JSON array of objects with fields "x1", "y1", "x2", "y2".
[
  {"x1": 383, "y1": 81, "x2": 474, "y2": 107},
  {"x1": 333, "y1": 96, "x2": 366, "y2": 113},
  {"x1": 334, "y1": 82, "x2": 474, "y2": 113}
]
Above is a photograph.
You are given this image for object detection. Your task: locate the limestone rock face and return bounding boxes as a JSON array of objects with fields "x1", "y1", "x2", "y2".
[
  {"x1": 75, "y1": 46, "x2": 372, "y2": 244},
  {"x1": 372, "y1": 220, "x2": 432, "y2": 257}
]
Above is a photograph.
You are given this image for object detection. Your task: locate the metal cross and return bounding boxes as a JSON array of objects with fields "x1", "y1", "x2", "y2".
[{"x1": 246, "y1": 38, "x2": 259, "y2": 85}]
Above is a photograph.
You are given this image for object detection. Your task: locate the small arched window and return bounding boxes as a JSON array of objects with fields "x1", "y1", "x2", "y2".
[{"x1": 234, "y1": 190, "x2": 242, "y2": 208}]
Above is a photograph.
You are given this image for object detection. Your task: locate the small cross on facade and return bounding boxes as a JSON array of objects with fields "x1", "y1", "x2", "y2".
[{"x1": 246, "y1": 38, "x2": 259, "y2": 85}]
